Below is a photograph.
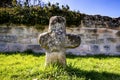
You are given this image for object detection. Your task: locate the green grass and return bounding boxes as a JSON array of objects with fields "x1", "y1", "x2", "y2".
[{"x1": 0, "y1": 53, "x2": 120, "y2": 80}]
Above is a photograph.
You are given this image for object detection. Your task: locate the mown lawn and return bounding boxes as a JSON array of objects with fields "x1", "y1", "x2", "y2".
[{"x1": 0, "y1": 53, "x2": 120, "y2": 80}]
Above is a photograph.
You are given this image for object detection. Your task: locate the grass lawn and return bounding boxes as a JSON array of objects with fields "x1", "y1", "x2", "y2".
[{"x1": 0, "y1": 52, "x2": 120, "y2": 80}]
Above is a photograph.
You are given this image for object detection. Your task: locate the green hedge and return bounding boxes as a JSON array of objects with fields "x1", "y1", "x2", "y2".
[{"x1": 0, "y1": 5, "x2": 84, "y2": 29}]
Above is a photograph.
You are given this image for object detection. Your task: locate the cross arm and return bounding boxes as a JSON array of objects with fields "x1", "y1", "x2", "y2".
[
  {"x1": 38, "y1": 32, "x2": 50, "y2": 49},
  {"x1": 65, "y1": 34, "x2": 81, "y2": 48}
]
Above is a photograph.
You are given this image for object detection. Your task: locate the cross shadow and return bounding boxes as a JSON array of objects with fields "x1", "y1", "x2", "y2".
[{"x1": 65, "y1": 65, "x2": 120, "y2": 80}]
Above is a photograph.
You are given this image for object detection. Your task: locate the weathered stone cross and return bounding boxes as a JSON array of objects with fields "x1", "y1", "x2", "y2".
[{"x1": 38, "y1": 16, "x2": 81, "y2": 66}]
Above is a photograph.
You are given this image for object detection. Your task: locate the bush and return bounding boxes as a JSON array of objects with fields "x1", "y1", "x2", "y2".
[
  {"x1": 0, "y1": 2, "x2": 83, "y2": 29},
  {"x1": 0, "y1": 11, "x2": 10, "y2": 24}
]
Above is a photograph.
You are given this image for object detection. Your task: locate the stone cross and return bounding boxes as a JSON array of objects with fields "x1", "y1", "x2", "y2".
[{"x1": 38, "y1": 16, "x2": 81, "y2": 66}]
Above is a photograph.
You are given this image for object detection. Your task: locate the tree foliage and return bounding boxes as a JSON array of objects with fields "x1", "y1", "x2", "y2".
[
  {"x1": 0, "y1": 0, "x2": 83, "y2": 28},
  {"x1": 0, "y1": 0, "x2": 13, "y2": 7}
]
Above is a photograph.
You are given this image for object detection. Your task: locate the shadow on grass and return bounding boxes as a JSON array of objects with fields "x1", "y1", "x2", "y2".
[
  {"x1": 65, "y1": 65, "x2": 120, "y2": 80},
  {"x1": 1, "y1": 51, "x2": 120, "y2": 59},
  {"x1": 0, "y1": 51, "x2": 45, "y2": 57},
  {"x1": 66, "y1": 54, "x2": 120, "y2": 59}
]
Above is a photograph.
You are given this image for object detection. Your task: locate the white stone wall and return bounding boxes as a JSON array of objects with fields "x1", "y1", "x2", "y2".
[
  {"x1": 0, "y1": 25, "x2": 43, "y2": 53},
  {"x1": 0, "y1": 25, "x2": 120, "y2": 55},
  {"x1": 67, "y1": 28, "x2": 120, "y2": 55}
]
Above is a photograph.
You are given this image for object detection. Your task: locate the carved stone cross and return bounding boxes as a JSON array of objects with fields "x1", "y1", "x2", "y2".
[{"x1": 38, "y1": 16, "x2": 81, "y2": 66}]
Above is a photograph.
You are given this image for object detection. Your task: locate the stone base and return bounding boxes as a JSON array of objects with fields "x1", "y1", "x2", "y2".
[{"x1": 45, "y1": 52, "x2": 66, "y2": 67}]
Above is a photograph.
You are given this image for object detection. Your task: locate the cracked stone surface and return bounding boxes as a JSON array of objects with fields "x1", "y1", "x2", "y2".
[{"x1": 38, "y1": 16, "x2": 81, "y2": 66}]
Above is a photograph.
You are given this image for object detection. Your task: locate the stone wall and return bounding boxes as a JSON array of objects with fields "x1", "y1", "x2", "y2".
[
  {"x1": 0, "y1": 25, "x2": 43, "y2": 53},
  {"x1": 67, "y1": 27, "x2": 120, "y2": 55},
  {"x1": 0, "y1": 25, "x2": 120, "y2": 55},
  {"x1": 82, "y1": 15, "x2": 120, "y2": 29}
]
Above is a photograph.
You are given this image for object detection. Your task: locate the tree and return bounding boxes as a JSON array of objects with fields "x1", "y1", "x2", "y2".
[
  {"x1": 66, "y1": 5, "x2": 70, "y2": 11},
  {"x1": 12, "y1": 0, "x2": 17, "y2": 7},
  {"x1": 0, "y1": 0, "x2": 12, "y2": 7}
]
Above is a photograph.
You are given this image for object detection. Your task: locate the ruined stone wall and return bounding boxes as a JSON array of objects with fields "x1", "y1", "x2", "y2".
[
  {"x1": 82, "y1": 15, "x2": 120, "y2": 29},
  {"x1": 0, "y1": 25, "x2": 120, "y2": 55}
]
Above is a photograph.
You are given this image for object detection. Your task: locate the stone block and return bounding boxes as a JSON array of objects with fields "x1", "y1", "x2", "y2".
[
  {"x1": 77, "y1": 45, "x2": 90, "y2": 51},
  {"x1": 97, "y1": 39, "x2": 104, "y2": 44},
  {"x1": 26, "y1": 45, "x2": 42, "y2": 51},
  {"x1": 103, "y1": 45, "x2": 111, "y2": 54},
  {"x1": 0, "y1": 35, "x2": 17, "y2": 43},
  {"x1": 0, "y1": 27, "x2": 11, "y2": 33},
  {"x1": 116, "y1": 45, "x2": 120, "y2": 52},
  {"x1": 107, "y1": 38, "x2": 117, "y2": 43},
  {"x1": 18, "y1": 39, "x2": 31, "y2": 44},
  {"x1": 31, "y1": 39, "x2": 38, "y2": 44},
  {"x1": 0, "y1": 43, "x2": 9, "y2": 52},
  {"x1": 86, "y1": 40, "x2": 96, "y2": 44},
  {"x1": 9, "y1": 43, "x2": 24, "y2": 52},
  {"x1": 90, "y1": 44, "x2": 100, "y2": 53}
]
